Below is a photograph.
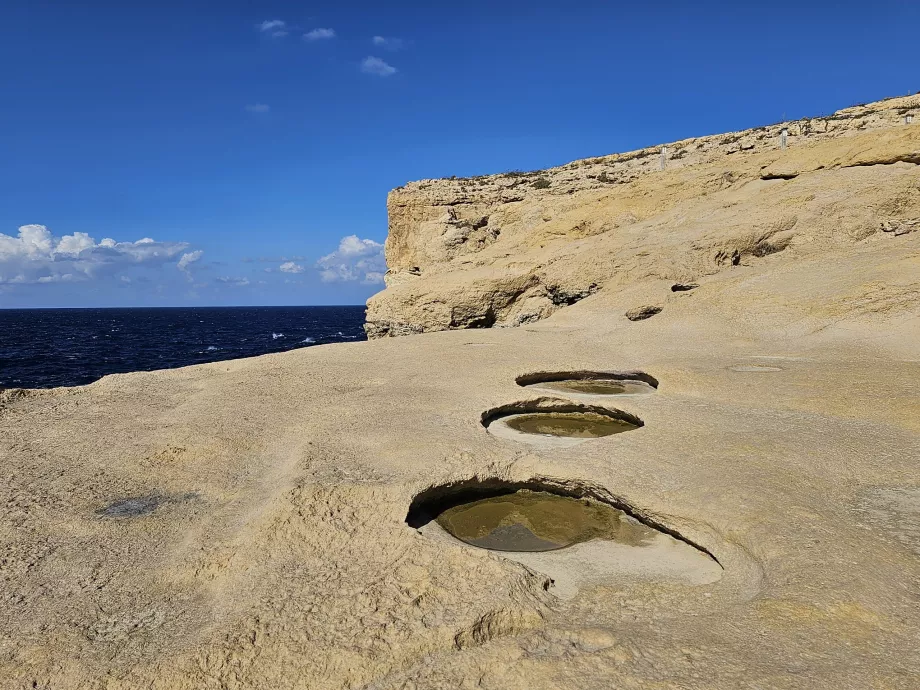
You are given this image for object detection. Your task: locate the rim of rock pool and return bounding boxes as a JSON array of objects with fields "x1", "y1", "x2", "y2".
[
  {"x1": 516, "y1": 370, "x2": 658, "y2": 396},
  {"x1": 406, "y1": 477, "x2": 720, "y2": 564},
  {"x1": 516, "y1": 370, "x2": 658, "y2": 388},
  {"x1": 482, "y1": 399, "x2": 644, "y2": 440}
]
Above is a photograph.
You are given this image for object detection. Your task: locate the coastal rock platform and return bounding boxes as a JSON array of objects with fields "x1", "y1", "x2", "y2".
[{"x1": 2, "y1": 96, "x2": 919, "y2": 689}]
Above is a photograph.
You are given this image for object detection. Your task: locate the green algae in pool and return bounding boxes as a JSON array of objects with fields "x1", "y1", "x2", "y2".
[
  {"x1": 504, "y1": 411, "x2": 637, "y2": 438},
  {"x1": 436, "y1": 490, "x2": 656, "y2": 552},
  {"x1": 534, "y1": 379, "x2": 653, "y2": 395}
]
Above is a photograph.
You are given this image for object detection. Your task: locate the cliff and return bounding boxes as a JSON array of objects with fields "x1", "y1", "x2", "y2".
[{"x1": 366, "y1": 94, "x2": 919, "y2": 337}]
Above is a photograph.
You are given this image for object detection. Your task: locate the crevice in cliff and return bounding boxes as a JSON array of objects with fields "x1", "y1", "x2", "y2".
[
  {"x1": 451, "y1": 306, "x2": 496, "y2": 329},
  {"x1": 840, "y1": 153, "x2": 920, "y2": 168},
  {"x1": 545, "y1": 282, "x2": 599, "y2": 306},
  {"x1": 759, "y1": 153, "x2": 918, "y2": 182}
]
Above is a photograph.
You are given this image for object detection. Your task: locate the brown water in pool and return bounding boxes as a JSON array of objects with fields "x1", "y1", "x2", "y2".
[
  {"x1": 504, "y1": 411, "x2": 638, "y2": 437},
  {"x1": 534, "y1": 379, "x2": 653, "y2": 395},
  {"x1": 435, "y1": 490, "x2": 656, "y2": 552}
]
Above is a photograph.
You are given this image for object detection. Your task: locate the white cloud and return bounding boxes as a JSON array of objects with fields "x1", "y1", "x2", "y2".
[
  {"x1": 55, "y1": 232, "x2": 96, "y2": 256},
  {"x1": 259, "y1": 20, "x2": 287, "y2": 37},
  {"x1": 316, "y1": 235, "x2": 386, "y2": 283},
  {"x1": 361, "y1": 56, "x2": 397, "y2": 77},
  {"x1": 304, "y1": 28, "x2": 335, "y2": 41},
  {"x1": 242, "y1": 255, "x2": 305, "y2": 263},
  {"x1": 337, "y1": 235, "x2": 383, "y2": 257},
  {"x1": 37, "y1": 273, "x2": 75, "y2": 284},
  {"x1": 279, "y1": 261, "x2": 305, "y2": 273},
  {"x1": 177, "y1": 250, "x2": 203, "y2": 271},
  {"x1": 0, "y1": 224, "x2": 190, "y2": 285},
  {"x1": 177, "y1": 250, "x2": 204, "y2": 281},
  {"x1": 216, "y1": 276, "x2": 251, "y2": 286},
  {"x1": 245, "y1": 103, "x2": 270, "y2": 113},
  {"x1": 372, "y1": 36, "x2": 403, "y2": 50}
]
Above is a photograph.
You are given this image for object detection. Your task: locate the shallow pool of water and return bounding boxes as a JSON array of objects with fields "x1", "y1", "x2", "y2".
[
  {"x1": 504, "y1": 411, "x2": 638, "y2": 438},
  {"x1": 435, "y1": 490, "x2": 655, "y2": 552}
]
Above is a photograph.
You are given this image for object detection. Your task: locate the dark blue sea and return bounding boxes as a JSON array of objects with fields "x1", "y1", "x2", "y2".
[{"x1": 0, "y1": 306, "x2": 367, "y2": 389}]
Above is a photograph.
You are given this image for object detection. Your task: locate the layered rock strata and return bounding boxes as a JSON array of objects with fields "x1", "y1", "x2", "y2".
[{"x1": 367, "y1": 94, "x2": 919, "y2": 337}]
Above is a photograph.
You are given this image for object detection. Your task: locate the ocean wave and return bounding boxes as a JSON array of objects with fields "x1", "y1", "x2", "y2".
[
  {"x1": 272, "y1": 332, "x2": 284, "y2": 339},
  {"x1": 302, "y1": 337, "x2": 315, "y2": 344}
]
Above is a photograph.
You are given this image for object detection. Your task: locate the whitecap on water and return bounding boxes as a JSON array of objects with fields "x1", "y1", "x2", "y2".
[{"x1": 272, "y1": 332, "x2": 284, "y2": 339}]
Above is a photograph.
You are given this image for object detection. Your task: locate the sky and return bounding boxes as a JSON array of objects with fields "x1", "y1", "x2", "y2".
[{"x1": 1, "y1": 0, "x2": 918, "y2": 308}]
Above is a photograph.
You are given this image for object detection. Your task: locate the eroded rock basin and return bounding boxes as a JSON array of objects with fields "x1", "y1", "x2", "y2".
[
  {"x1": 411, "y1": 483, "x2": 723, "y2": 598},
  {"x1": 505, "y1": 412, "x2": 637, "y2": 438},
  {"x1": 515, "y1": 371, "x2": 658, "y2": 401},
  {"x1": 435, "y1": 490, "x2": 654, "y2": 552},
  {"x1": 486, "y1": 407, "x2": 642, "y2": 447}
]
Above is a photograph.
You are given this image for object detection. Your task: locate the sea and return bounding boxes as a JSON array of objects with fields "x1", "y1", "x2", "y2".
[{"x1": 0, "y1": 306, "x2": 367, "y2": 389}]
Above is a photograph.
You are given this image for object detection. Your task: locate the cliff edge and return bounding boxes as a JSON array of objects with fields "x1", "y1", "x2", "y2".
[{"x1": 366, "y1": 95, "x2": 919, "y2": 337}]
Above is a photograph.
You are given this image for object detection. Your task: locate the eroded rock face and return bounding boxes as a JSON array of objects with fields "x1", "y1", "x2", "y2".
[{"x1": 366, "y1": 94, "x2": 920, "y2": 337}]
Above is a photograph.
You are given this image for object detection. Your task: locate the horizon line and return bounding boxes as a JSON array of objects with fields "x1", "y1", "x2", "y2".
[{"x1": 0, "y1": 304, "x2": 368, "y2": 311}]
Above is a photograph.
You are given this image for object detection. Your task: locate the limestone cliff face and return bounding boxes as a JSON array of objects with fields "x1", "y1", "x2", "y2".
[{"x1": 366, "y1": 95, "x2": 920, "y2": 337}]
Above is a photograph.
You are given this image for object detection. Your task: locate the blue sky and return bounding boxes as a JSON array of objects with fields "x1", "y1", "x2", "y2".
[{"x1": 1, "y1": 0, "x2": 917, "y2": 308}]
